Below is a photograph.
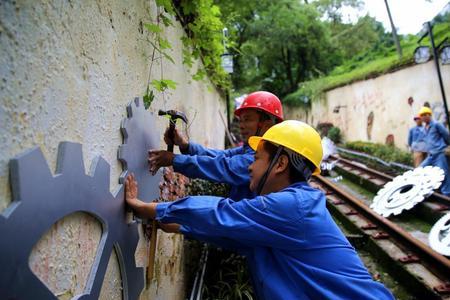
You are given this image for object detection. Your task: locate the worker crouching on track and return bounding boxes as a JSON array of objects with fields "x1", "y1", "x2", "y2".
[
  {"x1": 148, "y1": 91, "x2": 283, "y2": 200},
  {"x1": 126, "y1": 120, "x2": 394, "y2": 300},
  {"x1": 408, "y1": 114, "x2": 427, "y2": 167},
  {"x1": 419, "y1": 106, "x2": 450, "y2": 195}
]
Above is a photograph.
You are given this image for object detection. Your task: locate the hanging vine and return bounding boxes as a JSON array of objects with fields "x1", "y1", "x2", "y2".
[
  {"x1": 143, "y1": 0, "x2": 230, "y2": 108},
  {"x1": 143, "y1": 2, "x2": 178, "y2": 108}
]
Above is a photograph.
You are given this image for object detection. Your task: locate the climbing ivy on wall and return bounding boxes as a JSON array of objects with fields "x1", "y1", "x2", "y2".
[
  {"x1": 143, "y1": 0, "x2": 229, "y2": 108},
  {"x1": 173, "y1": 0, "x2": 230, "y2": 89}
]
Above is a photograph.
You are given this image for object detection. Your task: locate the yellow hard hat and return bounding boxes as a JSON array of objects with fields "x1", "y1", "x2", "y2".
[
  {"x1": 248, "y1": 120, "x2": 323, "y2": 175},
  {"x1": 418, "y1": 106, "x2": 432, "y2": 116}
]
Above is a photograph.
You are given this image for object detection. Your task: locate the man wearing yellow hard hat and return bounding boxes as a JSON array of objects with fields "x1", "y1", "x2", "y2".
[
  {"x1": 419, "y1": 106, "x2": 450, "y2": 195},
  {"x1": 124, "y1": 120, "x2": 394, "y2": 299}
]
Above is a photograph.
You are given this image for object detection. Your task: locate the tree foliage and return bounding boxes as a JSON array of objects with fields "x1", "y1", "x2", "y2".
[{"x1": 214, "y1": 0, "x2": 390, "y2": 99}]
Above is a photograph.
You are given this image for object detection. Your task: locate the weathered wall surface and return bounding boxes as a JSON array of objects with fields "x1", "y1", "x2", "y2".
[
  {"x1": 285, "y1": 61, "x2": 450, "y2": 150},
  {"x1": 0, "y1": 0, "x2": 225, "y2": 299}
]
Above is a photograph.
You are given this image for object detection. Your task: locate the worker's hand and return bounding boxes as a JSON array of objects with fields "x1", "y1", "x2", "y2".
[
  {"x1": 158, "y1": 222, "x2": 181, "y2": 233},
  {"x1": 125, "y1": 174, "x2": 159, "y2": 219},
  {"x1": 164, "y1": 128, "x2": 189, "y2": 151},
  {"x1": 125, "y1": 173, "x2": 142, "y2": 209},
  {"x1": 148, "y1": 150, "x2": 175, "y2": 175}
]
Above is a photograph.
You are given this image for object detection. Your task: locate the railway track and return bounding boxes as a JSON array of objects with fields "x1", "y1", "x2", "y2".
[
  {"x1": 310, "y1": 175, "x2": 450, "y2": 299},
  {"x1": 327, "y1": 154, "x2": 450, "y2": 221}
]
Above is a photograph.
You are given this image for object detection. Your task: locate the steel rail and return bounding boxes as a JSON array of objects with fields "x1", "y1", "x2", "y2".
[
  {"x1": 314, "y1": 174, "x2": 450, "y2": 279},
  {"x1": 329, "y1": 154, "x2": 450, "y2": 207}
]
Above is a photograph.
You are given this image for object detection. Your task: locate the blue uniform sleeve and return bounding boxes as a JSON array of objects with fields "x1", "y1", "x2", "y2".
[
  {"x1": 181, "y1": 228, "x2": 250, "y2": 255},
  {"x1": 408, "y1": 128, "x2": 413, "y2": 147},
  {"x1": 436, "y1": 123, "x2": 450, "y2": 145},
  {"x1": 187, "y1": 142, "x2": 241, "y2": 157},
  {"x1": 156, "y1": 195, "x2": 302, "y2": 249},
  {"x1": 172, "y1": 152, "x2": 252, "y2": 186}
]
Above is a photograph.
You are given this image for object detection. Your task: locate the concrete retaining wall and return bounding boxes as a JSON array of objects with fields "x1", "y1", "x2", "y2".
[{"x1": 285, "y1": 61, "x2": 450, "y2": 149}]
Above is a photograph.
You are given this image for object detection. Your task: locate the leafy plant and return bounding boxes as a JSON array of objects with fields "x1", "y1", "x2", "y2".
[
  {"x1": 187, "y1": 178, "x2": 230, "y2": 197},
  {"x1": 284, "y1": 21, "x2": 450, "y2": 107},
  {"x1": 143, "y1": 0, "x2": 231, "y2": 109},
  {"x1": 202, "y1": 250, "x2": 254, "y2": 300},
  {"x1": 143, "y1": 4, "x2": 177, "y2": 108},
  {"x1": 174, "y1": 0, "x2": 230, "y2": 89},
  {"x1": 344, "y1": 141, "x2": 413, "y2": 166},
  {"x1": 327, "y1": 126, "x2": 342, "y2": 144}
]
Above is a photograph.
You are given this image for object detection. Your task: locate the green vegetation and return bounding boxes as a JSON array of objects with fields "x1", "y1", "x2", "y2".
[
  {"x1": 285, "y1": 20, "x2": 450, "y2": 106},
  {"x1": 203, "y1": 250, "x2": 254, "y2": 300},
  {"x1": 215, "y1": 0, "x2": 359, "y2": 97},
  {"x1": 344, "y1": 141, "x2": 413, "y2": 166},
  {"x1": 143, "y1": 0, "x2": 230, "y2": 108},
  {"x1": 327, "y1": 126, "x2": 342, "y2": 144}
]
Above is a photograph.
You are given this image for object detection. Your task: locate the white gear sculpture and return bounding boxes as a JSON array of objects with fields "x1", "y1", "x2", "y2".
[
  {"x1": 429, "y1": 213, "x2": 450, "y2": 256},
  {"x1": 370, "y1": 166, "x2": 444, "y2": 217}
]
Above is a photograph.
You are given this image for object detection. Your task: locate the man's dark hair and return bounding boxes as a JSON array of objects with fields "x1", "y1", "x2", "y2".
[
  {"x1": 262, "y1": 141, "x2": 315, "y2": 183},
  {"x1": 257, "y1": 110, "x2": 279, "y2": 124}
]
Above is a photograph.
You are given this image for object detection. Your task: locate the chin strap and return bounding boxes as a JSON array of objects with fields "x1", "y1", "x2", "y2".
[{"x1": 256, "y1": 146, "x2": 284, "y2": 196}]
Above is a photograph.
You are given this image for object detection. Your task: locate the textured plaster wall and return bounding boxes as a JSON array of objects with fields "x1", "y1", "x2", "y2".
[
  {"x1": 0, "y1": 0, "x2": 225, "y2": 299},
  {"x1": 285, "y1": 61, "x2": 450, "y2": 150}
]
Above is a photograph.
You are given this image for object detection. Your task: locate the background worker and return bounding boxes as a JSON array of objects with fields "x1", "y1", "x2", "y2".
[
  {"x1": 408, "y1": 115, "x2": 427, "y2": 167},
  {"x1": 419, "y1": 106, "x2": 450, "y2": 195},
  {"x1": 148, "y1": 91, "x2": 283, "y2": 200},
  {"x1": 126, "y1": 120, "x2": 394, "y2": 300}
]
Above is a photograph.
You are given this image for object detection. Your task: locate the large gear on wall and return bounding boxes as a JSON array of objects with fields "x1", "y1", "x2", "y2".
[
  {"x1": 429, "y1": 213, "x2": 450, "y2": 256},
  {"x1": 118, "y1": 97, "x2": 162, "y2": 203},
  {"x1": 0, "y1": 142, "x2": 144, "y2": 299},
  {"x1": 370, "y1": 166, "x2": 444, "y2": 217}
]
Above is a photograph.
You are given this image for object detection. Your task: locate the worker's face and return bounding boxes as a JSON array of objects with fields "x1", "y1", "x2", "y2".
[
  {"x1": 248, "y1": 142, "x2": 270, "y2": 193},
  {"x1": 415, "y1": 118, "x2": 422, "y2": 126},
  {"x1": 421, "y1": 113, "x2": 432, "y2": 124},
  {"x1": 238, "y1": 109, "x2": 273, "y2": 142}
]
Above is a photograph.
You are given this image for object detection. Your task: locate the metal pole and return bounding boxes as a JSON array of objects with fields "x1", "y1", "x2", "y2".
[
  {"x1": 427, "y1": 22, "x2": 450, "y2": 130},
  {"x1": 384, "y1": 0, "x2": 402, "y2": 58},
  {"x1": 225, "y1": 89, "x2": 231, "y2": 130}
]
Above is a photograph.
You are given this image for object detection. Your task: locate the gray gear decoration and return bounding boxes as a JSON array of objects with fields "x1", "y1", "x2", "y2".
[
  {"x1": 370, "y1": 166, "x2": 444, "y2": 217},
  {"x1": 118, "y1": 97, "x2": 162, "y2": 203},
  {"x1": 0, "y1": 142, "x2": 144, "y2": 299},
  {"x1": 429, "y1": 213, "x2": 450, "y2": 256}
]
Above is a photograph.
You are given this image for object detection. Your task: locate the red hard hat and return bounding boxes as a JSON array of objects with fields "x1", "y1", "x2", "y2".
[{"x1": 234, "y1": 91, "x2": 284, "y2": 122}]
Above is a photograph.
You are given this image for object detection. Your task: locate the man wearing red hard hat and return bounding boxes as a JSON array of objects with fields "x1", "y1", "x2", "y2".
[{"x1": 148, "y1": 91, "x2": 283, "y2": 200}]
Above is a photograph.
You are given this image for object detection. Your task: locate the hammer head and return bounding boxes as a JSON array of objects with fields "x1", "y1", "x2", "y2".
[{"x1": 158, "y1": 109, "x2": 188, "y2": 124}]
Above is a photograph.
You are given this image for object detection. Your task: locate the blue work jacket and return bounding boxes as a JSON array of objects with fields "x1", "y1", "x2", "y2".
[
  {"x1": 173, "y1": 142, "x2": 255, "y2": 200},
  {"x1": 424, "y1": 121, "x2": 450, "y2": 154},
  {"x1": 408, "y1": 125, "x2": 426, "y2": 152},
  {"x1": 156, "y1": 182, "x2": 394, "y2": 300}
]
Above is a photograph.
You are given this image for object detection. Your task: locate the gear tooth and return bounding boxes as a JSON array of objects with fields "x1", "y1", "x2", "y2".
[
  {"x1": 134, "y1": 97, "x2": 143, "y2": 108},
  {"x1": 117, "y1": 144, "x2": 129, "y2": 165},
  {"x1": 91, "y1": 156, "x2": 110, "y2": 190},
  {"x1": 55, "y1": 142, "x2": 85, "y2": 176},
  {"x1": 126, "y1": 101, "x2": 134, "y2": 118},
  {"x1": 118, "y1": 170, "x2": 129, "y2": 185},
  {"x1": 9, "y1": 147, "x2": 53, "y2": 203},
  {"x1": 120, "y1": 118, "x2": 129, "y2": 141},
  {"x1": 126, "y1": 98, "x2": 141, "y2": 118}
]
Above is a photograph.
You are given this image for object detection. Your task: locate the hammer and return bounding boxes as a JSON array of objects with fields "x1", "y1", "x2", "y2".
[
  {"x1": 158, "y1": 109, "x2": 188, "y2": 152},
  {"x1": 146, "y1": 109, "x2": 188, "y2": 286}
]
